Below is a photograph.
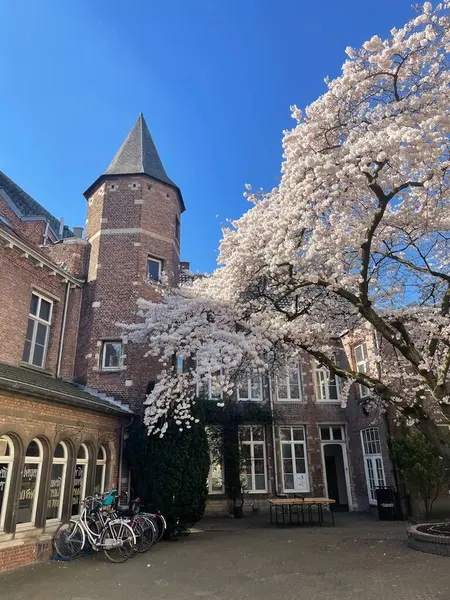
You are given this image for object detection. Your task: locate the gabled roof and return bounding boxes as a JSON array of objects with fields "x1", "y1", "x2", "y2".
[
  {"x1": 0, "y1": 362, "x2": 133, "y2": 416},
  {"x1": 0, "y1": 170, "x2": 65, "y2": 238},
  {"x1": 84, "y1": 114, "x2": 185, "y2": 211}
]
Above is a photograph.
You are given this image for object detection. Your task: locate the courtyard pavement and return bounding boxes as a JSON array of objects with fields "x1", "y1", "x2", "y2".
[{"x1": 1, "y1": 513, "x2": 450, "y2": 600}]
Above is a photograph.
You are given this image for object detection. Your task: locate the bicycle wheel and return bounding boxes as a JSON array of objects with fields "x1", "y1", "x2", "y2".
[
  {"x1": 153, "y1": 513, "x2": 166, "y2": 542},
  {"x1": 136, "y1": 515, "x2": 157, "y2": 552},
  {"x1": 128, "y1": 519, "x2": 145, "y2": 557},
  {"x1": 53, "y1": 520, "x2": 85, "y2": 559},
  {"x1": 100, "y1": 520, "x2": 136, "y2": 563}
]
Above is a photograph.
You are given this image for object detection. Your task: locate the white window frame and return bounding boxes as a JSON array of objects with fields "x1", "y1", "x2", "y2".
[
  {"x1": 196, "y1": 371, "x2": 223, "y2": 400},
  {"x1": 101, "y1": 341, "x2": 122, "y2": 371},
  {"x1": 0, "y1": 435, "x2": 14, "y2": 531},
  {"x1": 73, "y1": 443, "x2": 89, "y2": 516},
  {"x1": 361, "y1": 428, "x2": 386, "y2": 505},
  {"x1": 314, "y1": 364, "x2": 341, "y2": 403},
  {"x1": 319, "y1": 425, "x2": 346, "y2": 442},
  {"x1": 22, "y1": 292, "x2": 53, "y2": 369},
  {"x1": 279, "y1": 427, "x2": 310, "y2": 493},
  {"x1": 94, "y1": 446, "x2": 107, "y2": 495},
  {"x1": 47, "y1": 441, "x2": 68, "y2": 523},
  {"x1": 17, "y1": 438, "x2": 44, "y2": 528},
  {"x1": 239, "y1": 426, "x2": 267, "y2": 493},
  {"x1": 237, "y1": 373, "x2": 263, "y2": 402},
  {"x1": 276, "y1": 364, "x2": 303, "y2": 402},
  {"x1": 147, "y1": 256, "x2": 162, "y2": 283},
  {"x1": 354, "y1": 342, "x2": 370, "y2": 398}
]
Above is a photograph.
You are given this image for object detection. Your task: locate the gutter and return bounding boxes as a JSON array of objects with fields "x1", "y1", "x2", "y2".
[
  {"x1": 118, "y1": 416, "x2": 134, "y2": 501},
  {"x1": 56, "y1": 281, "x2": 71, "y2": 378},
  {"x1": 0, "y1": 375, "x2": 133, "y2": 417},
  {"x1": 268, "y1": 374, "x2": 280, "y2": 495}
]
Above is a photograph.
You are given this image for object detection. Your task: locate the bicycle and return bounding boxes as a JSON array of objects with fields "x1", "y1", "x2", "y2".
[{"x1": 53, "y1": 496, "x2": 138, "y2": 563}]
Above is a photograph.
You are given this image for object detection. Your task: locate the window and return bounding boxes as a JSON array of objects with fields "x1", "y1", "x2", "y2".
[
  {"x1": 101, "y1": 341, "x2": 122, "y2": 371},
  {"x1": 176, "y1": 356, "x2": 184, "y2": 374},
  {"x1": 280, "y1": 427, "x2": 309, "y2": 492},
  {"x1": 22, "y1": 293, "x2": 53, "y2": 368},
  {"x1": 175, "y1": 216, "x2": 180, "y2": 242},
  {"x1": 0, "y1": 436, "x2": 14, "y2": 530},
  {"x1": 314, "y1": 363, "x2": 340, "y2": 402},
  {"x1": 276, "y1": 364, "x2": 302, "y2": 401},
  {"x1": 72, "y1": 444, "x2": 89, "y2": 516},
  {"x1": 94, "y1": 446, "x2": 107, "y2": 495},
  {"x1": 47, "y1": 442, "x2": 68, "y2": 522},
  {"x1": 319, "y1": 425, "x2": 345, "y2": 442},
  {"x1": 237, "y1": 373, "x2": 263, "y2": 401},
  {"x1": 148, "y1": 257, "x2": 162, "y2": 282},
  {"x1": 17, "y1": 439, "x2": 44, "y2": 526},
  {"x1": 206, "y1": 428, "x2": 224, "y2": 494},
  {"x1": 354, "y1": 343, "x2": 370, "y2": 398},
  {"x1": 361, "y1": 428, "x2": 386, "y2": 505},
  {"x1": 197, "y1": 371, "x2": 223, "y2": 400},
  {"x1": 239, "y1": 426, "x2": 267, "y2": 492}
]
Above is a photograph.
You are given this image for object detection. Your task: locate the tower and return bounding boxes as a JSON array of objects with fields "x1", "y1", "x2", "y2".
[{"x1": 75, "y1": 114, "x2": 185, "y2": 408}]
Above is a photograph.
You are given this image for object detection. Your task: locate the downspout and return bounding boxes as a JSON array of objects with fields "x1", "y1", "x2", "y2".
[
  {"x1": 56, "y1": 281, "x2": 71, "y2": 378},
  {"x1": 118, "y1": 416, "x2": 134, "y2": 501},
  {"x1": 268, "y1": 375, "x2": 280, "y2": 496},
  {"x1": 372, "y1": 329, "x2": 404, "y2": 517}
]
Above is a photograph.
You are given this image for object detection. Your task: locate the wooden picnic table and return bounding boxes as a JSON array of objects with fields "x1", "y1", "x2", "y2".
[{"x1": 268, "y1": 497, "x2": 336, "y2": 527}]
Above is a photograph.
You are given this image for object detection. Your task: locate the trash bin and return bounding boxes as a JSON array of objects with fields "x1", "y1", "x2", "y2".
[{"x1": 375, "y1": 486, "x2": 396, "y2": 520}]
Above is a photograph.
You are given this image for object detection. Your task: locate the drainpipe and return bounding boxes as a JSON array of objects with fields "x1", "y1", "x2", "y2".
[
  {"x1": 56, "y1": 281, "x2": 71, "y2": 378},
  {"x1": 118, "y1": 416, "x2": 134, "y2": 501},
  {"x1": 268, "y1": 374, "x2": 280, "y2": 496},
  {"x1": 372, "y1": 329, "x2": 404, "y2": 517}
]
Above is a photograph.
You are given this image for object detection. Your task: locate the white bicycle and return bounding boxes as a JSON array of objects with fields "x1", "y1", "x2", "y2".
[{"x1": 53, "y1": 497, "x2": 138, "y2": 563}]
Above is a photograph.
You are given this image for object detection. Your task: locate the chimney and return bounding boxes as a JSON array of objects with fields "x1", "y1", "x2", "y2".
[{"x1": 72, "y1": 227, "x2": 84, "y2": 239}]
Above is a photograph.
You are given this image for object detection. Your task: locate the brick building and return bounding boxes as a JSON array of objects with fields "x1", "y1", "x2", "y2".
[{"x1": 0, "y1": 113, "x2": 396, "y2": 570}]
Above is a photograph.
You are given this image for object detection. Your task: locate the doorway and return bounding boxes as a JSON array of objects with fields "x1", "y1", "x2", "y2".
[{"x1": 323, "y1": 444, "x2": 349, "y2": 511}]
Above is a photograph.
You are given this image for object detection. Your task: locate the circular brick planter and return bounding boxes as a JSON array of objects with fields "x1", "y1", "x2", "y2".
[{"x1": 407, "y1": 523, "x2": 450, "y2": 557}]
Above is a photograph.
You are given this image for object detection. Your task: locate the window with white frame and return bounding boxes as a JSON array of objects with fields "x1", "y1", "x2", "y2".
[
  {"x1": 361, "y1": 428, "x2": 386, "y2": 505},
  {"x1": 197, "y1": 371, "x2": 223, "y2": 400},
  {"x1": 314, "y1": 364, "x2": 340, "y2": 402},
  {"x1": 280, "y1": 427, "x2": 309, "y2": 492},
  {"x1": 319, "y1": 425, "x2": 346, "y2": 441},
  {"x1": 206, "y1": 427, "x2": 224, "y2": 494},
  {"x1": 17, "y1": 438, "x2": 44, "y2": 525},
  {"x1": 239, "y1": 426, "x2": 267, "y2": 492},
  {"x1": 276, "y1": 364, "x2": 302, "y2": 401},
  {"x1": 101, "y1": 341, "x2": 122, "y2": 371},
  {"x1": 0, "y1": 435, "x2": 14, "y2": 530},
  {"x1": 72, "y1": 444, "x2": 89, "y2": 516},
  {"x1": 94, "y1": 446, "x2": 107, "y2": 495},
  {"x1": 148, "y1": 256, "x2": 162, "y2": 282},
  {"x1": 47, "y1": 441, "x2": 68, "y2": 522},
  {"x1": 22, "y1": 293, "x2": 53, "y2": 368},
  {"x1": 237, "y1": 372, "x2": 263, "y2": 401},
  {"x1": 354, "y1": 343, "x2": 370, "y2": 398}
]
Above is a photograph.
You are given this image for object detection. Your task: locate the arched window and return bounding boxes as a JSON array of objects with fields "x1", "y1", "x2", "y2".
[
  {"x1": 72, "y1": 444, "x2": 89, "y2": 516},
  {"x1": 0, "y1": 435, "x2": 14, "y2": 530},
  {"x1": 17, "y1": 438, "x2": 44, "y2": 526},
  {"x1": 46, "y1": 442, "x2": 68, "y2": 522},
  {"x1": 94, "y1": 446, "x2": 107, "y2": 495}
]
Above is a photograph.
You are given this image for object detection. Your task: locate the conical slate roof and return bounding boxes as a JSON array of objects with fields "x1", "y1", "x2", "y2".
[{"x1": 105, "y1": 113, "x2": 177, "y2": 188}]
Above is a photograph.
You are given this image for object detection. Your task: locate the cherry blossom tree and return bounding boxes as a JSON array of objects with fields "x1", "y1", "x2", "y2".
[{"x1": 128, "y1": 2, "x2": 450, "y2": 457}]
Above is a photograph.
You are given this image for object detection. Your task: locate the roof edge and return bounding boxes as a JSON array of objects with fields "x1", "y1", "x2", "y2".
[{"x1": 83, "y1": 172, "x2": 186, "y2": 213}]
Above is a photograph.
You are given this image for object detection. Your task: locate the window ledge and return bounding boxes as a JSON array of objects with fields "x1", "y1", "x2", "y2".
[{"x1": 20, "y1": 362, "x2": 53, "y2": 376}]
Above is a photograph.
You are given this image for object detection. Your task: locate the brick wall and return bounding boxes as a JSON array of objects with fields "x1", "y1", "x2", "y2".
[
  {"x1": 0, "y1": 390, "x2": 123, "y2": 572},
  {"x1": 0, "y1": 197, "x2": 49, "y2": 248},
  {"x1": 0, "y1": 243, "x2": 83, "y2": 379},
  {"x1": 75, "y1": 175, "x2": 181, "y2": 409}
]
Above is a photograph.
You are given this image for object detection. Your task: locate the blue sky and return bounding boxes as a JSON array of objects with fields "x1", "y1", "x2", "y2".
[{"x1": 0, "y1": 0, "x2": 416, "y2": 273}]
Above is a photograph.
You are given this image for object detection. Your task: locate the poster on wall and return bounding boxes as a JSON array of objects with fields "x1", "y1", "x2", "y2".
[
  {"x1": 0, "y1": 463, "x2": 9, "y2": 514},
  {"x1": 47, "y1": 464, "x2": 64, "y2": 520},
  {"x1": 294, "y1": 473, "x2": 308, "y2": 491},
  {"x1": 72, "y1": 464, "x2": 85, "y2": 516}
]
